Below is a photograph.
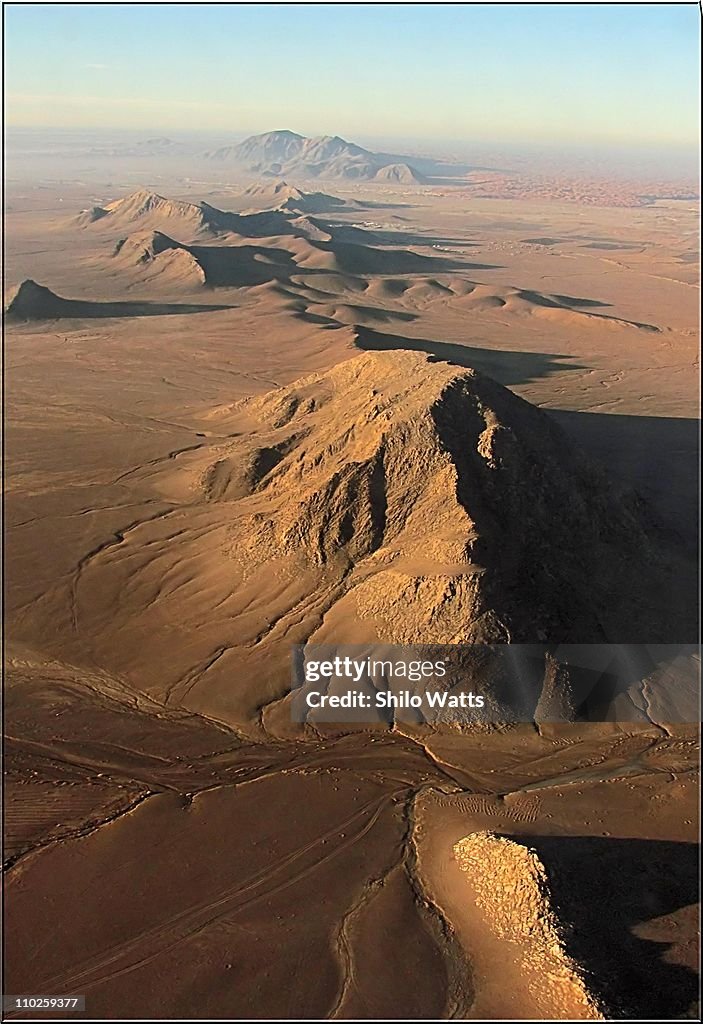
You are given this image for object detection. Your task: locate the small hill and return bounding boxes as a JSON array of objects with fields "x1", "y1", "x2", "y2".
[
  {"x1": 76, "y1": 189, "x2": 228, "y2": 237},
  {"x1": 243, "y1": 180, "x2": 305, "y2": 203},
  {"x1": 109, "y1": 230, "x2": 296, "y2": 289},
  {"x1": 75, "y1": 205, "x2": 110, "y2": 226},
  {"x1": 4, "y1": 278, "x2": 228, "y2": 318},
  {"x1": 112, "y1": 229, "x2": 182, "y2": 262},
  {"x1": 242, "y1": 180, "x2": 353, "y2": 214},
  {"x1": 374, "y1": 162, "x2": 428, "y2": 185},
  {"x1": 5, "y1": 279, "x2": 70, "y2": 319},
  {"x1": 112, "y1": 231, "x2": 206, "y2": 287}
]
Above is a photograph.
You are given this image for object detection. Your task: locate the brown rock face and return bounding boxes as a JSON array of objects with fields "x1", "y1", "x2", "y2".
[
  {"x1": 219, "y1": 350, "x2": 686, "y2": 644},
  {"x1": 453, "y1": 832, "x2": 604, "y2": 1019}
]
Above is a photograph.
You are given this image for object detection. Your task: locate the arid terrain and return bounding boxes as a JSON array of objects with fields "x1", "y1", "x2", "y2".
[{"x1": 3, "y1": 141, "x2": 700, "y2": 1019}]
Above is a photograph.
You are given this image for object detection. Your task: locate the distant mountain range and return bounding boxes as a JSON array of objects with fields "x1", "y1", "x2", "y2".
[
  {"x1": 88, "y1": 136, "x2": 193, "y2": 158},
  {"x1": 39, "y1": 128, "x2": 474, "y2": 183},
  {"x1": 205, "y1": 130, "x2": 429, "y2": 182}
]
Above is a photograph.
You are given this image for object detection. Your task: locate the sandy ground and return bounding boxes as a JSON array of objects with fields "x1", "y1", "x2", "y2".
[{"x1": 3, "y1": 174, "x2": 700, "y2": 1019}]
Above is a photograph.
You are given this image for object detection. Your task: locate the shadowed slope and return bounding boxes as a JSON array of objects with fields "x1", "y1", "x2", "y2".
[{"x1": 110, "y1": 231, "x2": 299, "y2": 289}]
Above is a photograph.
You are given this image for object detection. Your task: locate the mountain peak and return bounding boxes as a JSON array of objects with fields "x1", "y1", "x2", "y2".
[
  {"x1": 5, "y1": 279, "x2": 65, "y2": 318},
  {"x1": 205, "y1": 349, "x2": 678, "y2": 645},
  {"x1": 266, "y1": 129, "x2": 304, "y2": 139}
]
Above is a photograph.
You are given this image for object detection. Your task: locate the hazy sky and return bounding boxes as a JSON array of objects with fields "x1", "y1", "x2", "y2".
[{"x1": 4, "y1": 3, "x2": 700, "y2": 148}]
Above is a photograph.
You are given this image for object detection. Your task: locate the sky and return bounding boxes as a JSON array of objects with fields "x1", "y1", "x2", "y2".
[{"x1": 3, "y1": 3, "x2": 700, "y2": 149}]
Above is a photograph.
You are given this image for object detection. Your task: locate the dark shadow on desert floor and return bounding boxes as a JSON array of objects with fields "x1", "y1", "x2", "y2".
[
  {"x1": 355, "y1": 325, "x2": 699, "y2": 577},
  {"x1": 524, "y1": 835, "x2": 699, "y2": 1019},
  {"x1": 516, "y1": 289, "x2": 656, "y2": 330},
  {"x1": 324, "y1": 221, "x2": 485, "y2": 250},
  {"x1": 582, "y1": 241, "x2": 642, "y2": 250},
  {"x1": 353, "y1": 324, "x2": 582, "y2": 385},
  {"x1": 564, "y1": 643, "x2": 698, "y2": 719},
  {"x1": 552, "y1": 409, "x2": 700, "y2": 553},
  {"x1": 519, "y1": 289, "x2": 612, "y2": 309},
  {"x1": 8, "y1": 298, "x2": 234, "y2": 320},
  {"x1": 189, "y1": 244, "x2": 297, "y2": 287},
  {"x1": 520, "y1": 237, "x2": 565, "y2": 246},
  {"x1": 348, "y1": 198, "x2": 412, "y2": 211},
  {"x1": 309, "y1": 242, "x2": 499, "y2": 275}
]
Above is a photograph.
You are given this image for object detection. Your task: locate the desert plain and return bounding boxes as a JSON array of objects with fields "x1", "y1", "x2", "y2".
[{"x1": 2, "y1": 134, "x2": 700, "y2": 1019}]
